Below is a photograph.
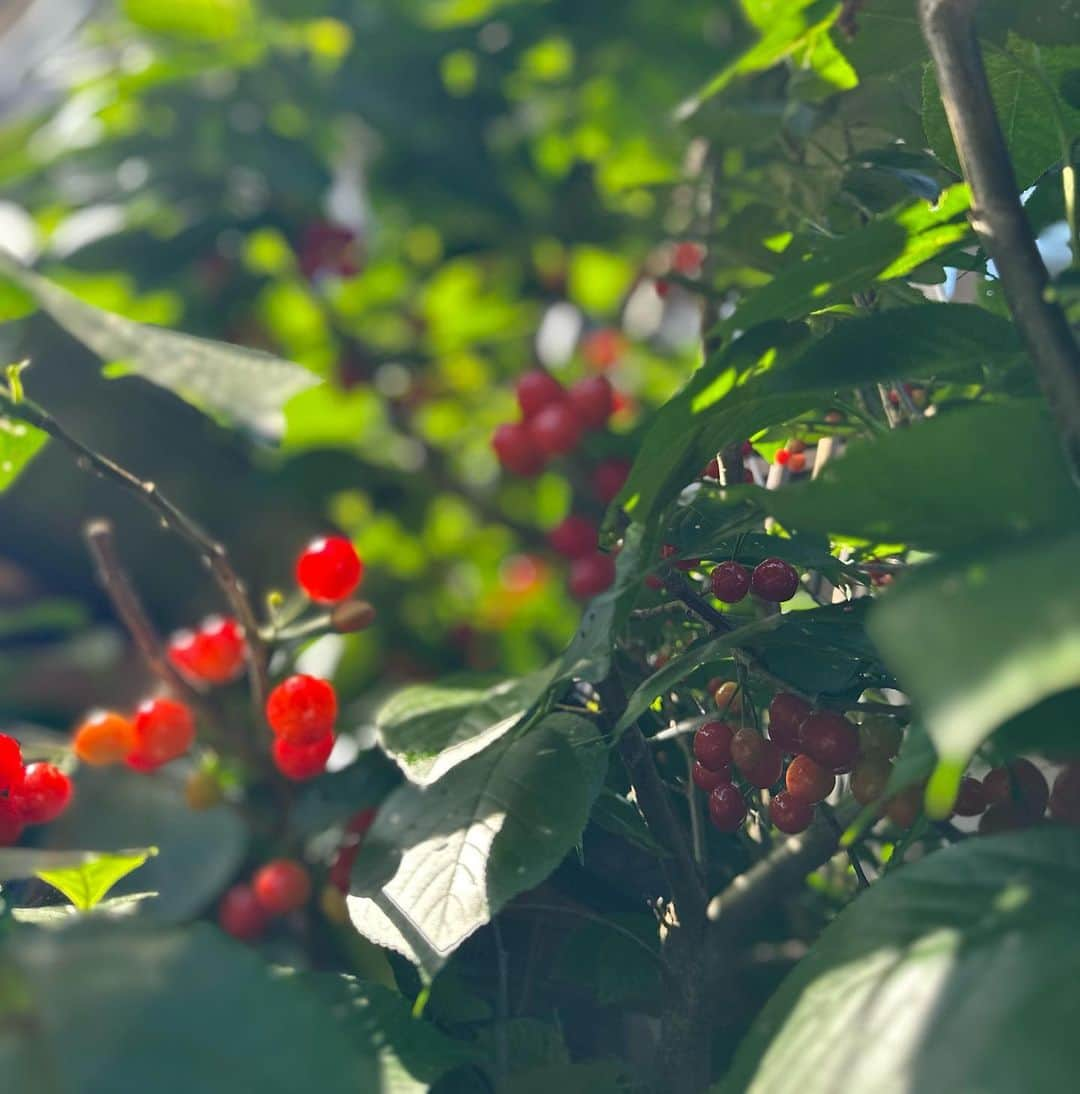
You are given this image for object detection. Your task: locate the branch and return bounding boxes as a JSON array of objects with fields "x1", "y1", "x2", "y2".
[
  {"x1": 919, "y1": 0, "x2": 1080, "y2": 464},
  {"x1": 1, "y1": 390, "x2": 271, "y2": 723}
]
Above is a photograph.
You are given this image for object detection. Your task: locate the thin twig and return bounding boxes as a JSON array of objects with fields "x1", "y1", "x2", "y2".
[
  {"x1": 0, "y1": 389, "x2": 271, "y2": 723},
  {"x1": 820, "y1": 803, "x2": 871, "y2": 889}
]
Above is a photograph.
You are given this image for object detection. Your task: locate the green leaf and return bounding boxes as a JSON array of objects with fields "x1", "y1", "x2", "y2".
[
  {"x1": 555, "y1": 915, "x2": 662, "y2": 1007},
  {"x1": 923, "y1": 39, "x2": 1080, "y2": 189},
  {"x1": 0, "y1": 599, "x2": 88, "y2": 639},
  {"x1": 0, "y1": 253, "x2": 319, "y2": 433},
  {"x1": 36, "y1": 847, "x2": 157, "y2": 912},
  {"x1": 591, "y1": 789, "x2": 669, "y2": 856},
  {"x1": 869, "y1": 533, "x2": 1080, "y2": 798},
  {"x1": 0, "y1": 278, "x2": 35, "y2": 322},
  {"x1": 567, "y1": 247, "x2": 635, "y2": 314},
  {"x1": 347, "y1": 714, "x2": 607, "y2": 977},
  {"x1": 0, "y1": 922, "x2": 375, "y2": 1093},
  {"x1": 12, "y1": 892, "x2": 158, "y2": 925},
  {"x1": 291, "y1": 750, "x2": 402, "y2": 837},
  {"x1": 376, "y1": 665, "x2": 558, "y2": 785},
  {"x1": 509, "y1": 1061, "x2": 634, "y2": 1094},
  {"x1": 0, "y1": 847, "x2": 149, "y2": 883},
  {"x1": 724, "y1": 828, "x2": 1080, "y2": 1094},
  {"x1": 0, "y1": 412, "x2": 47, "y2": 494},
  {"x1": 121, "y1": 0, "x2": 257, "y2": 40}
]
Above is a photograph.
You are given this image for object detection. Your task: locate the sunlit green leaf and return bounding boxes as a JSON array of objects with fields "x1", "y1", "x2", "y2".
[{"x1": 36, "y1": 847, "x2": 158, "y2": 912}]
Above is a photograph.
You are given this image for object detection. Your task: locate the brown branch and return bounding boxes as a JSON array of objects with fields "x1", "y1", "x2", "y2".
[
  {"x1": 919, "y1": 0, "x2": 1080, "y2": 465},
  {"x1": 0, "y1": 390, "x2": 271, "y2": 723}
]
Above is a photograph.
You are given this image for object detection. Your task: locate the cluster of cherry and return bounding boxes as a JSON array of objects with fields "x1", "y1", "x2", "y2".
[
  {"x1": 0, "y1": 734, "x2": 73, "y2": 846},
  {"x1": 74, "y1": 699, "x2": 195, "y2": 774},
  {"x1": 219, "y1": 858, "x2": 312, "y2": 941}
]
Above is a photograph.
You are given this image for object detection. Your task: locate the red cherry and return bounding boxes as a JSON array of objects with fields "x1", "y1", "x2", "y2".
[
  {"x1": 708, "y1": 784, "x2": 746, "y2": 832},
  {"x1": 739, "y1": 739, "x2": 784, "y2": 789},
  {"x1": 693, "y1": 721, "x2": 734, "y2": 769},
  {"x1": 730, "y1": 728, "x2": 764, "y2": 772},
  {"x1": 851, "y1": 757, "x2": 892, "y2": 805},
  {"x1": 568, "y1": 376, "x2": 614, "y2": 430},
  {"x1": 592, "y1": 458, "x2": 631, "y2": 503},
  {"x1": 126, "y1": 751, "x2": 165, "y2": 774},
  {"x1": 295, "y1": 536, "x2": 364, "y2": 604},
  {"x1": 785, "y1": 754, "x2": 835, "y2": 803},
  {"x1": 218, "y1": 883, "x2": 269, "y2": 941},
  {"x1": 982, "y1": 760, "x2": 1048, "y2": 820},
  {"x1": 132, "y1": 698, "x2": 195, "y2": 766},
  {"x1": 515, "y1": 369, "x2": 565, "y2": 419},
  {"x1": 568, "y1": 552, "x2": 616, "y2": 599},
  {"x1": 692, "y1": 761, "x2": 732, "y2": 792},
  {"x1": 952, "y1": 776, "x2": 988, "y2": 817},
  {"x1": 644, "y1": 574, "x2": 665, "y2": 591},
  {"x1": 16, "y1": 763, "x2": 73, "y2": 825},
  {"x1": 548, "y1": 516, "x2": 597, "y2": 560},
  {"x1": 329, "y1": 843, "x2": 359, "y2": 893},
  {"x1": 581, "y1": 328, "x2": 625, "y2": 370},
  {"x1": 0, "y1": 798, "x2": 23, "y2": 846},
  {"x1": 347, "y1": 807, "x2": 377, "y2": 836},
  {"x1": 266, "y1": 675, "x2": 337, "y2": 744},
  {"x1": 529, "y1": 402, "x2": 583, "y2": 456},
  {"x1": 801, "y1": 711, "x2": 859, "y2": 774},
  {"x1": 253, "y1": 859, "x2": 312, "y2": 916},
  {"x1": 298, "y1": 221, "x2": 359, "y2": 280},
  {"x1": 492, "y1": 422, "x2": 546, "y2": 476},
  {"x1": 671, "y1": 242, "x2": 704, "y2": 274},
  {"x1": 978, "y1": 802, "x2": 1027, "y2": 835},
  {"x1": 168, "y1": 616, "x2": 247, "y2": 685},
  {"x1": 770, "y1": 791, "x2": 814, "y2": 834},
  {"x1": 775, "y1": 449, "x2": 791, "y2": 467},
  {"x1": 0, "y1": 733, "x2": 24, "y2": 794},
  {"x1": 788, "y1": 452, "x2": 807, "y2": 473},
  {"x1": 710, "y1": 561, "x2": 751, "y2": 604},
  {"x1": 1050, "y1": 764, "x2": 1080, "y2": 824},
  {"x1": 767, "y1": 693, "x2": 811, "y2": 752},
  {"x1": 272, "y1": 728, "x2": 334, "y2": 781},
  {"x1": 750, "y1": 558, "x2": 800, "y2": 602}
]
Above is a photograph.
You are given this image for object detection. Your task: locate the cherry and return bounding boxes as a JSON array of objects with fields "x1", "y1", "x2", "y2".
[
  {"x1": 708, "y1": 784, "x2": 746, "y2": 832},
  {"x1": 786, "y1": 438, "x2": 806, "y2": 454},
  {"x1": 132, "y1": 698, "x2": 195, "y2": 767},
  {"x1": 0, "y1": 732, "x2": 24, "y2": 794},
  {"x1": 644, "y1": 574, "x2": 665, "y2": 591},
  {"x1": 516, "y1": 369, "x2": 565, "y2": 419},
  {"x1": 730, "y1": 728, "x2": 763, "y2": 772},
  {"x1": 851, "y1": 756, "x2": 892, "y2": 805},
  {"x1": 750, "y1": 558, "x2": 800, "y2": 603},
  {"x1": 692, "y1": 761, "x2": 732, "y2": 792},
  {"x1": 253, "y1": 859, "x2": 312, "y2": 916},
  {"x1": 767, "y1": 693, "x2": 811, "y2": 752},
  {"x1": 775, "y1": 450, "x2": 791, "y2": 467},
  {"x1": 801, "y1": 711, "x2": 859, "y2": 774},
  {"x1": 710, "y1": 561, "x2": 750, "y2": 604},
  {"x1": 569, "y1": 376, "x2": 614, "y2": 430},
  {"x1": 568, "y1": 552, "x2": 616, "y2": 599},
  {"x1": 1050, "y1": 764, "x2": 1080, "y2": 824},
  {"x1": 295, "y1": 536, "x2": 363, "y2": 604},
  {"x1": 785, "y1": 754, "x2": 835, "y2": 803},
  {"x1": 492, "y1": 422, "x2": 546, "y2": 477},
  {"x1": 739, "y1": 739, "x2": 784, "y2": 789},
  {"x1": 981, "y1": 759, "x2": 1048, "y2": 820},
  {"x1": 529, "y1": 401, "x2": 583, "y2": 456},
  {"x1": 126, "y1": 751, "x2": 165, "y2": 774},
  {"x1": 581, "y1": 328, "x2": 625, "y2": 370},
  {"x1": 329, "y1": 843, "x2": 359, "y2": 893},
  {"x1": 347, "y1": 807, "x2": 378, "y2": 836},
  {"x1": 978, "y1": 803, "x2": 1026, "y2": 836},
  {"x1": 858, "y1": 715, "x2": 903, "y2": 759},
  {"x1": 168, "y1": 616, "x2": 247, "y2": 685},
  {"x1": 788, "y1": 452, "x2": 807, "y2": 473},
  {"x1": 952, "y1": 776, "x2": 987, "y2": 817},
  {"x1": 671, "y1": 241, "x2": 704, "y2": 274},
  {"x1": 17, "y1": 764, "x2": 73, "y2": 825},
  {"x1": 272, "y1": 728, "x2": 334, "y2": 781},
  {"x1": 885, "y1": 785, "x2": 922, "y2": 829},
  {"x1": 592, "y1": 458, "x2": 631, "y2": 503},
  {"x1": 73, "y1": 710, "x2": 136, "y2": 767},
  {"x1": 693, "y1": 721, "x2": 734, "y2": 769},
  {"x1": 219, "y1": 883, "x2": 269, "y2": 941},
  {"x1": 713, "y1": 681, "x2": 742, "y2": 716},
  {"x1": 266, "y1": 675, "x2": 337, "y2": 744},
  {"x1": 548, "y1": 515, "x2": 597, "y2": 560},
  {"x1": 770, "y1": 791, "x2": 814, "y2": 834},
  {"x1": 298, "y1": 221, "x2": 359, "y2": 280},
  {"x1": 0, "y1": 799, "x2": 22, "y2": 846},
  {"x1": 702, "y1": 458, "x2": 721, "y2": 480}
]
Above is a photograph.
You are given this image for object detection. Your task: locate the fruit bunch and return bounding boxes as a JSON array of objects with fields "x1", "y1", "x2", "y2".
[
  {"x1": 0, "y1": 733, "x2": 73, "y2": 846},
  {"x1": 219, "y1": 858, "x2": 312, "y2": 941},
  {"x1": 650, "y1": 550, "x2": 802, "y2": 605}
]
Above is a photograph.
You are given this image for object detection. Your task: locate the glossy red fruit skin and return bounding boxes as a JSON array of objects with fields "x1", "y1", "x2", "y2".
[
  {"x1": 569, "y1": 376, "x2": 615, "y2": 430},
  {"x1": 788, "y1": 452, "x2": 807, "y2": 473},
  {"x1": 126, "y1": 750, "x2": 165, "y2": 774},
  {"x1": 272, "y1": 728, "x2": 335, "y2": 781},
  {"x1": 775, "y1": 449, "x2": 791, "y2": 467},
  {"x1": 739, "y1": 739, "x2": 784, "y2": 789},
  {"x1": 801, "y1": 711, "x2": 860, "y2": 774},
  {"x1": 978, "y1": 802, "x2": 1026, "y2": 836},
  {"x1": 785, "y1": 754, "x2": 835, "y2": 803},
  {"x1": 168, "y1": 616, "x2": 247, "y2": 685},
  {"x1": 693, "y1": 722, "x2": 735, "y2": 769},
  {"x1": 768, "y1": 693, "x2": 811, "y2": 753},
  {"x1": 592, "y1": 458, "x2": 631, "y2": 503},
  {"x1": 295, "y1": 536, "x2": 364, "y2": 604},
  {"x1": 0, "y1": 733, "x2": 24, "y2": 795},
  {"x1": 708, "y1": 784, "x2": 747, "y2": 832},
  {"x1": 133, "y1": 698, "x2": 195, "y2": 766},
  {"x1": 568, "y1": 552, "x2": 616, "y2": 599},
  {"x1": 529, "y1": 402, "x2": 583, "y2": 456},
  {"x1": 516, "y1": 369, "x2": 565, "y2": 419},
  {"x1": 730, "y1": 728, "x2": 765, "y2": 773},
  {"x1": 219, "y1": 883, "x2": 269, "y2": 941},
  {"x1": 770, "y1": 791, "x2": 814, "y2": 834},
  {"x1": 982, "y1": 759, "x2": 1049, "y2": 820},
  {"x1": 253, "y1": 859, "x2": 312, "y2": 916},
  {"x1": 952, "y1": 776, "x2": 988, "y2": 817},
  {"x1": 16, "y1": 764, "x2": 73, "y2": 825},
  {"x1": 492, "y1": 423, "x2": 545, "y2": 476},
  {"x1": 548, "y1": 516, "x2": 597, "y2": 560},
  {"x1": 1050, "y1": 765, "x2": 1080, "y2": 824},
  {"x1": 0, "y1": 798, "x2": 23, "y2": 846},
  {"x1": 692, "y1": 761, "x2": 732, "y2": 792},
  {"x1": 710, "y1": 561, "x2": 751, "y2": 604},
  {"x1": 266, "y1": 675, "x2": 337, "y2": 744},
  {"x1": 750, "y1": 557, "x2": 800, "y2": 603}
]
